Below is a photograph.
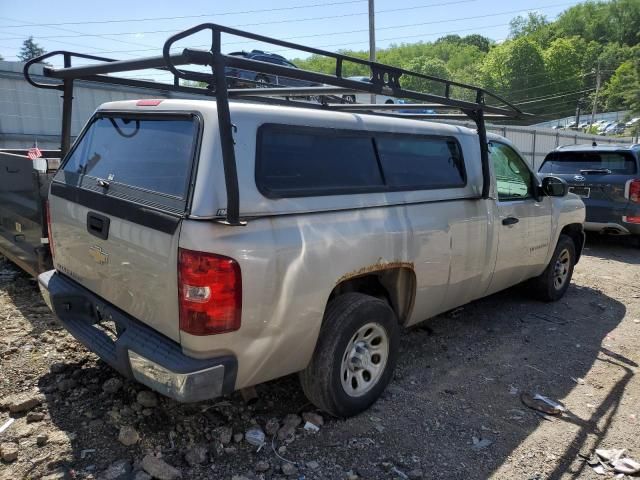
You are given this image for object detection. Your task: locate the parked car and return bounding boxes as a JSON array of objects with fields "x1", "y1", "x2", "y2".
[
  {"x1": 609, "y1": 123, "x2": 627, "y2": 135},
  {"x1": 625, "y1": 117, "x2": 640, "y2": 128},
  {"x1": 597, "y1": 122, "x2": 614, "y2": 134},
  {"x1": 38, "y1": 97, "x2": 586, "y2": 417},
  {"x1": 601, "y1": 122, "x2": 626, "y2": 135},
  {"x1": 395, "y1": 99, "x2": 435, "y2": 114},
  {"x1": 342, "y1": 76, "x2": 396, "y2": 104},
  {"x1": 225, "y1": 50, "x2": 318, "y2": 88},
  {"x1": 539, "y1": 144, "x2": 640, "y2": 242}
]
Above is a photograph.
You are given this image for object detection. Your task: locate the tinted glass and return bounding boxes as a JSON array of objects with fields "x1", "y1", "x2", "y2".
[
  {"x1": 540, "y1": 151, "x2": 637, "y2": 175},
  {"x1": 63, "y1": 116, "x2": 196, "y2": 198},
  {"x1": 490, "y1": 142, "x2": 533, "y2": 200},
  {"x1": 258, "y1": 126, "x2": 383, "y2": 195},
  {"x1": 375, "y1": 136, "x2": 465, "y2": 188},
  {"x1": 254, "y1": 56, "x2": 283, "y2": 65}
]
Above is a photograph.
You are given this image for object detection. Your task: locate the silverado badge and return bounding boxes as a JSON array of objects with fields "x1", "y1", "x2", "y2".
[{"x1": 89, "y1": 245, "x2": 109, "y2": 265}]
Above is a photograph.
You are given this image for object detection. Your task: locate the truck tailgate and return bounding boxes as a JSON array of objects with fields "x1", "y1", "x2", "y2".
[{"x1": 48, "y1": 113, "x2": 200, "y2": 343}]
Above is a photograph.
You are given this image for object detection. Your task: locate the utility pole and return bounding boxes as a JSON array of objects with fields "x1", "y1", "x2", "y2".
[
  {"x1": 590, "y1": 61, "x2": 601, "y2": 127},
  {"x1": 575, "y1": 103, "x2": 581, "y2": 130},
  {"x1": 368, "y1": 0, "x2": 376, "y2": 104}
]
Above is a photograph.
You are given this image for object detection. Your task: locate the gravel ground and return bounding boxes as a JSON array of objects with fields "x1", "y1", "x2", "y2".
[{"x1": 1, "y1": 235, "x2": 638, "y2": 480}]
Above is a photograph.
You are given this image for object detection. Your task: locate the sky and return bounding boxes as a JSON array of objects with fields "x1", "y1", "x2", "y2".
[{"x1": 0, "y1": 0, "x2": 586, "y2": 82}]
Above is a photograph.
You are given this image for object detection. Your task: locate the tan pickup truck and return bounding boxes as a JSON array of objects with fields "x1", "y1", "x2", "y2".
[{"x1": 31, "y1": 24, "x2": 585, "y2": 417}]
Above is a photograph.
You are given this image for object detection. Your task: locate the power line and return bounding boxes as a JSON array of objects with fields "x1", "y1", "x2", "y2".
[
  {"x1": 162, "y1": 2, "x2": 577, "y2": 57},
  {"x1": 1, "y1": 18, "x2": 506, "y2": 59},
  {"x1": 0, "y1": 0, "x2": 578, "y2": 66},
  {"x1": 0, "y1": 0, "x2": 575, "y2": 42},
  {"x1": 0, "y1": 0, "x2": 473, "y2": 41},
  {"x1": 5, "y1": 20, "x2": 510, "y2": 59},
  {"x1": 0, "y1": 0, "x2": 369, "y2": 28},
  {"x1": 514, "y1": 88, "x2": 595, "y2": 106},
  {"x1": 0, "y1": 30, "x2": 121, "y2": 54},
  {"x1": 506, "y1": 72, "x2": 593, "y2": 96},
  {"x1": 0, "y1": 17, "x2": 157, "y2": 51}
]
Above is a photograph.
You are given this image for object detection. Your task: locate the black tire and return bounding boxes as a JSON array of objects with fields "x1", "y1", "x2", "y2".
[
  {"x1": 529, "y1": 234, "x2": 576, "y2": 301},
  {"x1": 299, "y1": 293, "x2": 400, "y2": 417}
]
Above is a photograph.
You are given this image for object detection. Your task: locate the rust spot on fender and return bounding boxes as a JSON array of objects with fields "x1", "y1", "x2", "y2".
[{"x1": 336, "y1": 260, "x2": 414, "y2": 284}]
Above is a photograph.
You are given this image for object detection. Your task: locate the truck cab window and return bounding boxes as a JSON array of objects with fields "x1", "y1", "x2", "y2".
[{"x1": 490, "y1": 142, "x2": 533, "y2": 201}]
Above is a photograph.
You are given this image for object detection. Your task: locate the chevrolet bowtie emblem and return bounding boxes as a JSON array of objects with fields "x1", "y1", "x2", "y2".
[{"x1": 89, "y1": 245, "x2": 109, "y2": 265}]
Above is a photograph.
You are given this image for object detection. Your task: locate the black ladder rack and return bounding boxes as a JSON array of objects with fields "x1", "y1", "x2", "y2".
[{"x1": 24, "y1": 22, "x2": 528, "y2": 226}]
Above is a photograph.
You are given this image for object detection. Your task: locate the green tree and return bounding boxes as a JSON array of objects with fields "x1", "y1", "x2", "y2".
[
  {"x1": 400, "y1": 57, "x2": 450, "y2": 94},
  {"x1": 289, "y1": 0, "x2": 639, "y2": 121},
  {"x1": 509, "y1": 12, "x2": 550, "y2": 39},
  {"x1": 543, "y1": 37, "x2": 586, "y2": 91},
  {"x1": 18, "y1": 36, "x2": 46, "y2": 62},
  {"x1": 554, "y1": 0, "x2": 640, "y2": 46},
  {"x1": 480, "y1": 37, "x2": 547, "y2": 102},
  {"x1": 601, "y1": 60, "x2": 640, "y2": 114},
  {"x1": 461, "y1": 34, "x2": 492, "y2": 53},
  {"x1": 434, "y1": 34, "x2": 462, "y2": 45}
]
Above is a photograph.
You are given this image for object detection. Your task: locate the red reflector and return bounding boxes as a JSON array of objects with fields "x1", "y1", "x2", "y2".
[
  {"x1": 46, "y1": 201, "x2": 55, "y2": 260},
  {"x1": 625, "y1": 216, "x2": 640, "y2": 224},
  {"x1": 628, "y1": 179, "x2": 640, "y2": 203},
  {"x1": 136, "y1": 99, "x2": 163, "y2": 106},
  {"x1": 178, "y1": 248, "x2": 242, "y2": 335}
]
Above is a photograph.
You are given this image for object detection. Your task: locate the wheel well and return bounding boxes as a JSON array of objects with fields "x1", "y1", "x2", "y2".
[
  {"x1": 327, "y1": 267, "x2": 416, "y2": 325},
  {"x1": 560, "y1": 223, "x2": 585, "y2": 263}
]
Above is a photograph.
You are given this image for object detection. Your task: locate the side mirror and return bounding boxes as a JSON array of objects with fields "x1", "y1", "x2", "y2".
[{"x1": 542, "y1": 176, "x2": 568, "y2": 197}]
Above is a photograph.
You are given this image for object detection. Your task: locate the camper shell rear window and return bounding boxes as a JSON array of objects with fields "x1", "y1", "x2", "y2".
[{"x1": 56, "y1": 113, "x2": 200, "y2": 213}]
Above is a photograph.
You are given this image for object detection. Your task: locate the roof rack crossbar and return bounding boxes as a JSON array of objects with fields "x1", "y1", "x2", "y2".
[{"x1": 23, "y1": 22, "x2": 529, "y2": 226}]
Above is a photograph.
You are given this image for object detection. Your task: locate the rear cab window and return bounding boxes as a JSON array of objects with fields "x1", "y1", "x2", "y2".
[
  {"x1": 56, "y1": 113, "x2": 200, "y2": 213},
  {"x1": 256, "y1": 124, "x2": 466, "y2": 198},
  {"x1": 540, "y1": 151, "x2": 638, "y2": 175}
]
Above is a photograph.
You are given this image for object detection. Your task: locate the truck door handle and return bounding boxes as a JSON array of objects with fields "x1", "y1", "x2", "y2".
[
  {"x1": 87, "y1": 212, "x2": 110, "y2": 240},
  {"x1": 502, "y1": 217, "x2": 519, "y2": 226}
]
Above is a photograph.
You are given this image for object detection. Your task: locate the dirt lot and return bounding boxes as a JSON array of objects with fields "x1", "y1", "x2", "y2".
[{"x1": 1, "y1": 235, "x2": 638, "y2": 480}]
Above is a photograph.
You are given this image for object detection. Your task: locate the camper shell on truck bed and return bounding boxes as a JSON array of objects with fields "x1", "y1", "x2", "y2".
[{"x1": 25, "y1": 23, "x2": 584, "y2": 417}]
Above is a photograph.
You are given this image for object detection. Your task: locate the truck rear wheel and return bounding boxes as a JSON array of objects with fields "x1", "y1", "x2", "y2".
[
  {"x1": 529, "y1": 234, "x2": 576, "y2": 302},
  {"x1": 300, "y1": 293, "x2": 400, "y2": 417}
]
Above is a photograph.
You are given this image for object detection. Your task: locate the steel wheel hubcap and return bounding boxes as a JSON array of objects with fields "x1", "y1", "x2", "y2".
[
  {"x1": 340, "y1": 323, "x2": 389, "y2": 397},
  {"x1": 553, "y1": 248, "x2": 571, "y2": 289}
]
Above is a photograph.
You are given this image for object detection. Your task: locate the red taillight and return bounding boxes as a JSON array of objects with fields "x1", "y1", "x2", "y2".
[
  {"x1": 178, "y1": 248, "x2": 242, "y2": 335},
  {"x1": 628, "y1": 179, "x2": 640, "y2": 203},
  {"x1": 46, "y1": 201, "x2": 55, "y2": 260},
  {"x1": 625, "y1": 216, "x2": 640, "y2": 224}
]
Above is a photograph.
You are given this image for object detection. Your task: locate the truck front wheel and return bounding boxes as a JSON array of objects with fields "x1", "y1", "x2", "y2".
[
  {"x1": 300, "y1": 293, "x2": 400, "y2": 417},
  {"x1": 529, "y1": 234, "x2": 576, "y2": 302}
]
